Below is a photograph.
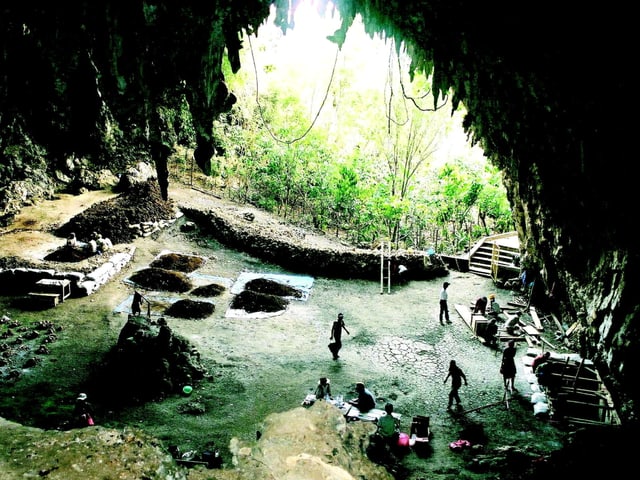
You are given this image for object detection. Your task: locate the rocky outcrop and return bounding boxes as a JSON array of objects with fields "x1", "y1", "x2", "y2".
[
  {"x1": 90, "y1": 315, "x2": 209, "y2": 406},
  {"x1": 0, "y1": 401, "x2": 395, "y2": 480}
]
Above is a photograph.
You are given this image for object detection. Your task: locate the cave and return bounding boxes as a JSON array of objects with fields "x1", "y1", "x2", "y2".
[{"x1": 0, "y1": 0, "x2": 636, "y2": 449}]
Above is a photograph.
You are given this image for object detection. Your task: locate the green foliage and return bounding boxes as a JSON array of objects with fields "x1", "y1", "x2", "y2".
[{"x1": 174, "y1": 4, "x2": 513, "y2": 255}]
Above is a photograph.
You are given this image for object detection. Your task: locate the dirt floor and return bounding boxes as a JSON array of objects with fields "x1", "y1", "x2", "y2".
[{"x1": 0, "y1": 184, "x2": 572, "y2": 479}]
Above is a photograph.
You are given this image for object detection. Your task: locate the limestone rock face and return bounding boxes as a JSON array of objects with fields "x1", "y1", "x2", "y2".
[
  {"x1": 0, "y1": 416, "x2": 187, "y2": 480},
  {"x1": 89, "y1": 315, "x2": 208, "y2": 405},
  {"x1": 0, "y1": 402, "x2": 392, "y2": 480},
  {"x1": 228, "y1": 402, "x2": 392, "y2": 480}
]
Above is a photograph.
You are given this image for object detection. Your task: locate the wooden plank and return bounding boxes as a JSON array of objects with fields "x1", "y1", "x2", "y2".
[
  {"x1": 497, "y1": 333, "x2": 525, "y2": 342},
  {"x1": 562, "y1": 416, "x2": 620, "y2": 427},
  {"x1": 565, "y1": 321, "x2": 581, "y2": 337},
  {"x1": 454, "y1": 304, "x2": 473, "y2": 328},
  {"x1": 570, "y1": 358, "x2": 586, "y2": 393},
  {"x1": 550, "y1": 313, "x2": 564, "y2": 333},
  {"x1": 507, "y1": 300, "x2": 527, "y2": 308},
  {"x1": 461, "y1": 400, "x2": 505, "y2": 414},
  {"x1": 529, "y1": 307, "x2": 544, "y2": 330},
  {"x1": 560, "y1": 398, "x2": 615, "y2": 410},
  {"x1": 28, "y1": 292, "x2": 59, "y2": 307},
  {"x1": 522, "y1": 324, "x2": 540, "y2": 336},
  {"x1": 556, "y1": 386, "x2": 610, "y2": 398},
  {"x1": 548, "y1": 372, "x2": 601, "y2": 384},
  {"x1": 539, "y1": 336, "x2": 558, "y2": 349}
]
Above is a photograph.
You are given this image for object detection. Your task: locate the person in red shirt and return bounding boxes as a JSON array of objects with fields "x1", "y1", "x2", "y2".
[{"x1": 532, "y1": 351, "x2": 551, "y2": 373}]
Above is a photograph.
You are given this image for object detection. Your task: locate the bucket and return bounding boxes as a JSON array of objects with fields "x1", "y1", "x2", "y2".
[
  {"x1": 397, "y1": 432, "x2": 410, "y2": 448},
  {"x1": 182, "y1": 385, "x2": 193, "y2": 395}
]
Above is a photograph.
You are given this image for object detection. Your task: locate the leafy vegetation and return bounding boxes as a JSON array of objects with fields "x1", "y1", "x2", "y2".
[{"x1": 170, "y1": 3, "x2": 513, "y2": 254}]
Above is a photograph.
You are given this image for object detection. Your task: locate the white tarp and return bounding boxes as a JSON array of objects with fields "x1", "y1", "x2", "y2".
[{"x1": 230, "y1": 272, "x2": 314, "y2": 301}]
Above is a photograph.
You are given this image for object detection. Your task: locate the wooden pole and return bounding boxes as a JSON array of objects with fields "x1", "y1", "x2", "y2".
[
  {"x1": 460, "y1": 400, "x2": 505, "y2": 414},
  {"x1": 460, "y1": 388, "x2": 511, "y2": 414}
]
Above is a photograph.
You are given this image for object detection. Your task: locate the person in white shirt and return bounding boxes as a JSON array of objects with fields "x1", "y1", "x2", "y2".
[{"x1": 439, "y1": 282, "x2": 451, "y2": 325}]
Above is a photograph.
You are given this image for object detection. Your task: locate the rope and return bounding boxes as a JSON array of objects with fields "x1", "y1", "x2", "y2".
[
  {"x1": 248, "y1": 34, "x2": 339, "y2": 145},
  {"x1": 392, "y1": 39, "x2": 449, "y2": 112}
]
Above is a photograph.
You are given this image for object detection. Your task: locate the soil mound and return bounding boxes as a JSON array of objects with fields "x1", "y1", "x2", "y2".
[
  {"x1": 191, "y1": 283, "x2": 226, "y2": 297},
  {"x1": 129, "y1": 267, "x2": 193, "y2": 292},
  {"x1": 44, "y1": 245, "x2": 94, "y2": 262},
  {"x1": 165, "y1": 299, "x2": 216, "y2": 319},
  {"x1": 245, "y1": 278, "x2": 303, "y2": 298},
  {"x1": 149, "y1": 253, "x2": 205, "y2": 273},
  {"x1": 55, "y1": 181, "x2": 176, "y2": 244},
  {"x1": 230, "y1": 290, "x2": 288, "y2": 313}
]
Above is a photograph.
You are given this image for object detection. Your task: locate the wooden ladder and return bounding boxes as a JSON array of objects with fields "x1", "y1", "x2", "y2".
[
  {"x1": 380, "y1": 241, "x2": 391, "y2": 294},
  {"x1": 491, "y1": 242, "x2": 500, "y2": 281}
]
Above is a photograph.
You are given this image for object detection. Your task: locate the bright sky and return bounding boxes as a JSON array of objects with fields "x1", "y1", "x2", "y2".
[
  {"x1": 251, "y1": 1, "x2": 393, "y2": 92},
  {"x1": 246, "y1": 0, "x2": 486, "y2": 166}
]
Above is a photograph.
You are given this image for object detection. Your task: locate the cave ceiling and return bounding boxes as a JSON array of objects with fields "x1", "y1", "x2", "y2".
[{"x1": 0, "y1": 1, "x2": 637, "y2": 422}]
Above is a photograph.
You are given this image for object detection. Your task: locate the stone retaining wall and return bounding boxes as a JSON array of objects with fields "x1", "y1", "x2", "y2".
[
  {"x1": 0, "y1": 246, "x2": 136, "y2": 298},
  {"x1": 181, "y1": 207, "x2": 447, "y2": 281}
]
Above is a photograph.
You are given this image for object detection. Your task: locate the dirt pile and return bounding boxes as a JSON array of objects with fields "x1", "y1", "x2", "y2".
[
  {"x1": 54, "y1": 180, "x2": 177, "y2": 245},
  {"x1": 130, "y1": 267, "x2": 194, "y2": 292},
  {"x1": 165, "y1": 299, "x2": 216, "y2": 319},
  {"x1": 89, "y1": 315, "x2": 209, "y2": 406}
]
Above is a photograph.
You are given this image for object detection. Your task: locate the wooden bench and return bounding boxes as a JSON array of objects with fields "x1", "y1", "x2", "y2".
[
  {"x1": 35, "y1": 278, "x2": 71, "y2": 302},
  {"x1": 28, "y1": 292, "x2": 60, "y2": 307}
]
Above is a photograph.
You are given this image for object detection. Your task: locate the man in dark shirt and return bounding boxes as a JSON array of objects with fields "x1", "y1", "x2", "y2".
[{"x1": 349, "y1": 382, "x2": 376, "y2": 412}]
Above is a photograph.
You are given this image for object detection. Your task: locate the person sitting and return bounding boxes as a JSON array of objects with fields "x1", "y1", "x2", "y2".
[
  {"x1": 473, "y1": 296, "x2": 488, "y2": 315},
  {"x1": 87, "y1": 238, "x2": 98, "y2": 254},
  {"x1": 95, "y1": 233, "x2": 112, "y2": 253},
  {"x1": 480, "y1": 318, "x2": 498, "y2": 346},
  {"x1": 349, "y1": 382, "x2": 376, "y2": 412},
  {"x1": 66, "y1": 232, "x2": 77, "y2": 248},
  {"x1": 504, "y1": 311, "x2": 524, "y2": 335},
  {"x1": 73, "y1": 392, "x2": 95, "y2": 427},
  {"x1": 376, "y1": 403, "x2": 400, "y2": 446},
  {"x1": 487, "y1": 294, "x2": 502, "y2": 319},
  {"x1": 535, "y1": 359, "x2": 558, "y2": 391},
  {"x1": 314, "y1": 377, "x2": 332, "y2": 400}
]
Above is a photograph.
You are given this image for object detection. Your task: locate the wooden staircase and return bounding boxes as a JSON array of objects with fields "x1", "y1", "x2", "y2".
[{"x1": 468, "y1": 232, "x2": 520, "y2": 279}]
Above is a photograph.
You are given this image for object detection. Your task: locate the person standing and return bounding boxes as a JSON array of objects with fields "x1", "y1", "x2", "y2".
[
  {"x1": 487, "y1": 294, "x2": 502, "y2": 319},
  {"x1": 439, "y1": 282, "x2": 451, "y2": 324},
  {"x1": 376, "y1": 402, "x2": 400, "y2": 446},
  {"x1": 397, "y1": 264, "x2": 409, "y2": 284},
  {"x1": 500, "y1": 340, "x2": 517, "y2": 392},
  {"x1": 329, "y1": 313, "x2": 350, "y2": 360},
  {"x1": 131, "y1": 291, "x2": 143, "y2": 317},
  {"x1": 444, "y1": 360, "x2": 467, "y2": 409}
]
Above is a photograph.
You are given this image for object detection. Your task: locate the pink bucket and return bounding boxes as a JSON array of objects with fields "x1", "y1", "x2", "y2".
[{"x1": 397, "y1": 432, "x2": 410, "y2": 448}]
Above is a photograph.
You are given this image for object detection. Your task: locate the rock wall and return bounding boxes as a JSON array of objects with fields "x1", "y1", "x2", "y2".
[
  {"x1": 180, "y1": 206, "x2": 448, "y2": 282},
  {"x1": 0, "y1": 247, "x2": 135, "y2": 299}
]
